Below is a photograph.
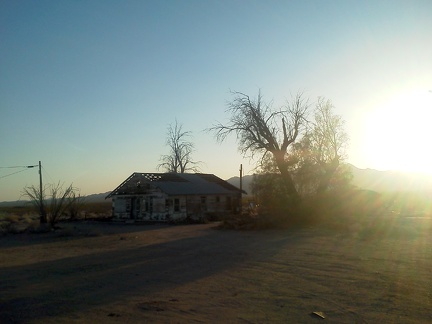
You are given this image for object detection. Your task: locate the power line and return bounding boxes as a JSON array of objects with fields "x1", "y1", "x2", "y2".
[
  {"x1": 0, "y1": 165, "x2": 37, "y2": 169},
  {"x1": 41, "y1": 165, "x2": 55, "y2": 184},
  {"x1": 0, "y1": 164, "x2": 38, "y2": 180},
  {"x1": 0, "y1": 168, "x2": 31, "y2": 179}
]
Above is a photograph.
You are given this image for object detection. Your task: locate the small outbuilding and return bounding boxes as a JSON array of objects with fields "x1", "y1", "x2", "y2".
[{"x1": 106, "y1": 172, "x2": 244, "y2": 222}]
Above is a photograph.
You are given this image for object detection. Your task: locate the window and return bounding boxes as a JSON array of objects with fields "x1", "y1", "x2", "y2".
[
  {"x1": 165, "y1": 199, "x2": 171, "y2": 212},
  {"x1": 201, "y1": 196, "x2": 207, "y2": 211},
  {"x1": 174, "y1": 198, "x2": 180, "y2": 212},
  {"x1": 226, "y1": 196, "x2": 232, "y2": 211}
]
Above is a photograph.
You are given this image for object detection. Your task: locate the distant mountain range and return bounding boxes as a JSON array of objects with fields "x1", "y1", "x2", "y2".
[
  {"x1": 347, "y1": 164, "x2": 432, "y2": 193},
  {"x1": 0, "y1": 192, "x2": 111, "y2": 207},
  {"x1": 1, "y1": 165, "x2": 431, "y2": 206},
  {"x1": 226, "y1": 164, "x2": 432, "y2": 194}
]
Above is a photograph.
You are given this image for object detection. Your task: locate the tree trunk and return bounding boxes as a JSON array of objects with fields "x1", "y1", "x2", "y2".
[
  {"x1": 316, "y1": 159, "x2": 339, "y2": 193},
  {"x1": 274, "y1": 153, "x2": 301, "y2": 203}
]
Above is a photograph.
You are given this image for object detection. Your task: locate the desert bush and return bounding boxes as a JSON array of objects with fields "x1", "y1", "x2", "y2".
[
  {"x1": 225, "y1": 187, "x2": 389, "y2": 231},
  {"x1": 19, "y1": 213, "x2": 37, "y2": 224},
  {"x1": 22, "y1": 182, "x2": 84, "y2": 227},
  {"x1": 295, "y1": 188, "x2": 388, "y2": 230},
  {"x1": 77, "y1": 202, "x2": 112, "y2": 220},
  {"x1": 219, "y1": 212, "x2": 258, "y2": 230},
  {"x1": 8, "y1": 222, "x2": 29, "y2": 234},
  {"x1": 203, "y1": 212, "x2": 225, "y2": 222},
  {"x1": 2, "y1": 214, "x2": 20, "y2": 224},
  {"x1": 68, "y1": 193, "x2": 85, "y2": 220},
  {"x1": 0, "y1": 206, "x2": 35, "y2": 217},
  {"x1": 0, "y1": 220, "x2": 10, "y2": 235}
]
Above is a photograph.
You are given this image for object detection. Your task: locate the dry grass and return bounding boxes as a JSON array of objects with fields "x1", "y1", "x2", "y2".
[
  {"x1": 1, "y1": 214, "x2": 20, "y2": 224},
  {"x1": 0, "y1": 201, "x2": 111, "y2": 235}
]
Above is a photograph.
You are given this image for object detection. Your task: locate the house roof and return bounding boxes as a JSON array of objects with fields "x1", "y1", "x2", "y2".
[{"x1": 106, "y1": 173, "x2": 245, "y2": 198}]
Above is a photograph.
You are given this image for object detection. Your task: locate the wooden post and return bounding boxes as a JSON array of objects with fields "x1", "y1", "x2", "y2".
[
  {"x1": 39, "y1": 161, "x2": 47, "y2": 223},
  {"x1": 239, "y1": 164, "x2": 243, "y2": 192},
  {"x1": 239, "y1": 164, "x2": 243, "y2": 214}
]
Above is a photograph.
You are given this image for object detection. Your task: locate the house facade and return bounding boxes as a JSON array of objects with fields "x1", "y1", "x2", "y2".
[{"x1": 106, "y1": 173, "x2": 244, "y2": 222}]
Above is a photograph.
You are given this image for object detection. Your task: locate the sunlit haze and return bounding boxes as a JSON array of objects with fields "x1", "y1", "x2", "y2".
[
  {"x1": 363, "y1": 90, "x2": 432, "y2": 174},
  {"x1": 1, "y1": 1, "x2": 432, "y2": 201}
]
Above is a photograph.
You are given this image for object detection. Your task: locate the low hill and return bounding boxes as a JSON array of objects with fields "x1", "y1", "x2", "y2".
[
  {"x1": 2, "y1": 166, "x2": 431, "y2": 206},
  {"x1": 227, "y1": 165, "x2": 432, "y2": 195},
  {"x1": 83, "y1": 192, "x2": 111, "y2": 202},
  {"x1": 0, "y1": 192, "x2": 111, "y2": 207},
  {"x1": 348, "y1": 164, "x2": 432, "y2": 193},
  {"x1": 226, "y1": 175, "x2": 253, "y2": 194}
]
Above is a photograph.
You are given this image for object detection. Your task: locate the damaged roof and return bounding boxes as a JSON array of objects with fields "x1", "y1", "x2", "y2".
[{"x1": 106, "y1": 173, "x2": 245, "y2": 198}]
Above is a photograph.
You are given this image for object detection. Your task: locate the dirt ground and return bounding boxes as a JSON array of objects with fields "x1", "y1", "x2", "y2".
[{"x1": 0, "y1": 219, "x2": 431, "y2": 323}]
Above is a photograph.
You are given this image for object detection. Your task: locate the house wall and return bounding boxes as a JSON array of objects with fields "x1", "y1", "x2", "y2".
[
  {"x1": 111, "y1": 193, "x2": 240, "y2": 222},
  {"x1": 185, "y1": 194, "x2": 239, "y2": 218}
]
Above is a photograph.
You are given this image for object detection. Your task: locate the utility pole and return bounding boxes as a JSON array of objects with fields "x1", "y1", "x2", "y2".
[
  {"x1": 239, "y1": 164, "x2": 243, "y2": 214},
  {"x1": 239, "y1": 164, "x2": 243, "y2": 192},
  {"x1": 38, "y1": 161, "x2": 47, "y2": 223}
]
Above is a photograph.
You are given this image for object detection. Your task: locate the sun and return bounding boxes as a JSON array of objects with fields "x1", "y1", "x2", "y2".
[{"x1": 364, "y1": 89, "x2": 432, "y2": 174}]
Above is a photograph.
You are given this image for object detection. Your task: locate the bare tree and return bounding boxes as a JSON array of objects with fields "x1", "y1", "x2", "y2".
[
  {"x1": 23, "y1": 182, "x2": 81, "y2": 227},
  {"x1": 22, "y1": 183, "x2": 48, "y2": 223},
  {"x1": 68, "y1": 190, "x2": 85, "y2": 220},
  {"x1": 210, "y1": 91, "x2": 309, "y2": 201},
  {"x1": 306, "y1": 97, "x2": 348, "y2": 193},
  {"x1": 158, "y1": 120, "x2": 201, "y2": 173},
  {"x1": 266, "y1": 97, "x2": 349, "y2": 195}
]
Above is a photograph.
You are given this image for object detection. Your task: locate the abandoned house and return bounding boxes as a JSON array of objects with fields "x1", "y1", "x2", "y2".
[{"x1": 106, "y1": 172, "x2": 244, "y2": 222}]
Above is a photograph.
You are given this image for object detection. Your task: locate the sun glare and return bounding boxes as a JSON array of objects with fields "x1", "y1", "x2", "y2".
[{"x1": 364, "y1": 89, "x2": 432, "y2": 174}]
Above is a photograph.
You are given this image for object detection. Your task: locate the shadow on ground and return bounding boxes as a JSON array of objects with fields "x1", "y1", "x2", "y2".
[{"x1": 0, "y1": 224, "x2": 305, "y2": 323}]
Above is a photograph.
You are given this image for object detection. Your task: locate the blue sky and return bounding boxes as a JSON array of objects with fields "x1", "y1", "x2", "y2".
[{"x1": 1, "y1": 0, "x2": 432, "y2": 201}]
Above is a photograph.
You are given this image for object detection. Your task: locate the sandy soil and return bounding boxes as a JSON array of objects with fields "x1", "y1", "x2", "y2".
[{"x1": 0, "y1": 220, "x2": 431, "y2": 323}]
